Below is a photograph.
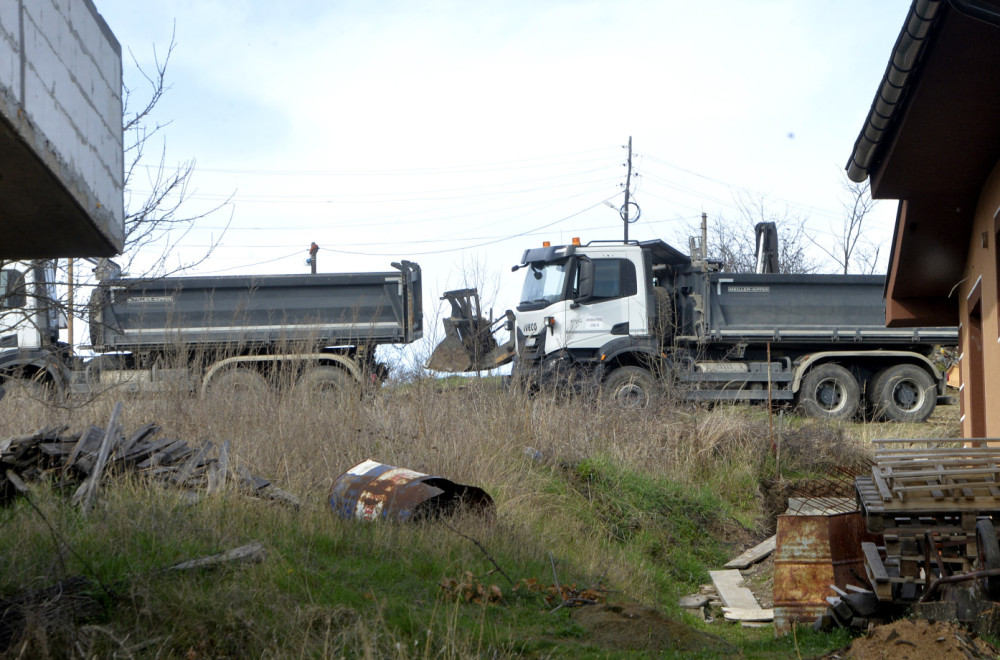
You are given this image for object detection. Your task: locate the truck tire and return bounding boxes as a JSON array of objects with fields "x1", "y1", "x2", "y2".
[
  {"x1": 798, "y1": 363, "x2": 860, "y2": 420},
  {"x1": 977, "y1": 519, "x2": 1000, "y2": 599},
  {"x1": 293, "y1": 366, "x2": 355, "y2": 399},
  {"x1": 869, "y1": 364, "x2": 936, "y2": 423},
  {"x1": 206, "y1": 368, "x2": 268, "y2": 400},
  {"x1": 603, "y1": 367, "x2": 657, "y2": 409}
]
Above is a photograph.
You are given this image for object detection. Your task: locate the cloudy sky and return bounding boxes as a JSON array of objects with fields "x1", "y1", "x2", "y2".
[{"x1": 93, "y1": 0, "x2": 910, "y2": 318}]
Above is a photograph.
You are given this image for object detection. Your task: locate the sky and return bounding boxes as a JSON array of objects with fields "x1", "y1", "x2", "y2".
[{"x1": 91, "y1": 0, "x2": 912, "y2": 356}]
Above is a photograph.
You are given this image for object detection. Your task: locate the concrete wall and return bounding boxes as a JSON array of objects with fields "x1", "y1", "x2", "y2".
[
  {"x1": 0, "y1": 0, "x2": 123, "y2": 257},
  {"x1": 957, "y1": 155, "x2": 1000, "y2": 437}
]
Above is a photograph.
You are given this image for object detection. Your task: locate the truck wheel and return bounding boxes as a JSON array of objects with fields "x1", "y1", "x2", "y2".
[
  {"x1": 798, "y1": 364, "x2": 859, "y2": 420},
  {"x1": 294, "y1": 366, "x2": 355, "y2": 399},
  {"x1": 206, "y1": 368, "x2": 268, "y2": 399},
  {"x1": 869, "y1": 364, "x2": 936, "y2": 423},
  {"x1": 977, "y1": 519, "x2": 1000, "y2": 599},
  {"x1": 603, "y1": 367, "x2": 657, "y2": 409}
]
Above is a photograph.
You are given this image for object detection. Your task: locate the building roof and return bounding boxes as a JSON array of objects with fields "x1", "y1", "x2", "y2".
[{"x1": 847, "y1": 0, "x2": 1000, "y2": 325}]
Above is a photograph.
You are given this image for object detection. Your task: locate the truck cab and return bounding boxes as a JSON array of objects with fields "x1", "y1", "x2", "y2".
[{"x1": 0, "y1": 261, "x2": 65, "y2": 390}]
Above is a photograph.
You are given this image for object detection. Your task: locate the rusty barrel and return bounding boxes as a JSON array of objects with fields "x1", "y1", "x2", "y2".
[
  {"x1": 773, "y1": 511, "x2": 876, "y2": 633},
  {"x1": 329, "y1": 459, "x2": 493, "y2": 522}
]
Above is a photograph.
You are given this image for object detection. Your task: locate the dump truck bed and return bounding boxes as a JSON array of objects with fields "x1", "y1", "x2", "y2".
[
  {"x1": 90, "y1": 262, "x2": 422, "y2": 351},
  {"x1": 671, "y1": 271, "x2": 957, "y2": 348}
]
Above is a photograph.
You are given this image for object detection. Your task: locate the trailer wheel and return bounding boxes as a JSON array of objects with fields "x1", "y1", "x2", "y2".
[
  {"x1": 294, "y1": 366, "x2": 356, "y2": 400},
  {"x1": 869, "y1": 364, "x2": 936, "y2": 423},
  {"x1": 206, "y1": 368, "x2": 269, "y2": 400},
  {"x1": 976, "y1": 519, "x2": 1000, "y2": 599},
  {"x1": 603, "y1": 367, "x2": 657, "y2": 409},
  {"x1": 798, "y1": 364, "x2": 859, "y2": 420}
]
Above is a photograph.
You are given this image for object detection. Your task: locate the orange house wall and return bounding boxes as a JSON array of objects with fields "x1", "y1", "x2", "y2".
[{"x1": 958, "y1": 156, "x2": 1000, "y2": 438}]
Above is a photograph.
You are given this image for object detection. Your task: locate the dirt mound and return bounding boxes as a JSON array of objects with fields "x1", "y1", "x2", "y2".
[
  {"x1": 570, "y1": 602, "x2": 737, "y2": 656},
  {"x1": 833, "y1": 618, "x2": 997, "y2": 659}
]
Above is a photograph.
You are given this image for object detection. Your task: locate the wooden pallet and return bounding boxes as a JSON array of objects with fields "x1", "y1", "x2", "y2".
[{"x1": 856, "y1": 440, "x2": 1000, "y2": 601}]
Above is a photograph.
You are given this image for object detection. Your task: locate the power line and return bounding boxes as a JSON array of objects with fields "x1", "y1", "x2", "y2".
[
  {"x1": 318, "y1": 198, "x2": 615, "y2": 257},
  {"x1": 139, "y1": 146, "x2": 620, "y2": 177}
]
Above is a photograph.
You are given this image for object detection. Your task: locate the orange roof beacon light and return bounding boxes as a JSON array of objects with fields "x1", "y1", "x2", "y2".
[
  {"x1": 542, "y1": 241, "x2": 551, "y2": 247},
  {"x1": 572, "y1": 237, "x2": 581, "y2": 246}
]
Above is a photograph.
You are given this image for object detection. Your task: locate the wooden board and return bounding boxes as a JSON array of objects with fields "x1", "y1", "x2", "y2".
[
  {"x1": 709, "y1": 570, "x2": 760, "y2": 611},
  {"x1": 722, "y1": 607, "x2": 773, "y2": 622},
  {"x1": 723, "y1": 536, "x2": 776, "y2": 569}
]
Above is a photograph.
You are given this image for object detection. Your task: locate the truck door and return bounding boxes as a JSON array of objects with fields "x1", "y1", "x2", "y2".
[
  {"x1": 0, "y1": 266, "x2": 33, "y2": 351},
  {"x1": 563, "y1": 256, "x2": 644, "y2": 350}
]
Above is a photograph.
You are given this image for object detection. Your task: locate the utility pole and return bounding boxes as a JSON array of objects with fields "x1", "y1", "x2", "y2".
[
  {"x1": 66, "y1": 258, "x2": 74, "y2": 356},
  {"x1": 308, "y1": 242, "x2": 319, "y2": 274},
  {"x1": 701, "y1": 212, "x2": 708, "y2": 263},
  {"x1": 623, "y1": 136, "x2": 633, "y2": 244}
]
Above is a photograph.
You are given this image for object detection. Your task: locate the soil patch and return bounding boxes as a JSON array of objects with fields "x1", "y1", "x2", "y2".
[
  {"x1": 829, "y1": 618, "x2": 997, "y2": 659},
  {"x1": 571, "y1": 602, "x2": 737, "y2": 656},
  {"x1": 740, "y1": 553, "x2": 774, "y2": 609}
]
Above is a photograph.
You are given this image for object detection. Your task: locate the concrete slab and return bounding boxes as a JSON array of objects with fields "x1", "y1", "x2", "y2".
[{"x1": 0, "y1": 0, "x2": 123, "y2": 258}]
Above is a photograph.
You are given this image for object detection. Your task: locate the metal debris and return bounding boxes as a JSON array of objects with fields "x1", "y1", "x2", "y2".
[{"x1": 329, "y1": 459, "x2": 493, "y2": 522}]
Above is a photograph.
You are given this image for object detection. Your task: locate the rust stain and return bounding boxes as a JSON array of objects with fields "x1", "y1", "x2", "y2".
[
  {"x1": 330, "y1": 459, "x2": 493, "y2": 522},
  {"x1": 774, "y1": 511, "x2": 879, "y2": 634}
]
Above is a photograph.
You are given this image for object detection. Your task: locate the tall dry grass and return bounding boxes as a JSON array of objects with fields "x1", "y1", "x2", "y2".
[{"x1": 0, "y1": 372, "x2": 930, "y2": 657}]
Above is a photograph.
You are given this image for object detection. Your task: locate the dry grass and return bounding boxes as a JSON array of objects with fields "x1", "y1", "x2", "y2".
[{"x1": 0, "y1": 376, "x2": 960, "y2": 658}]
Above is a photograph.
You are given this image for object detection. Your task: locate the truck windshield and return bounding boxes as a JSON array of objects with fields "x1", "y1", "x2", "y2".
[{"x1": 519, "y1": 261, "x2": 568, "y2": 307}]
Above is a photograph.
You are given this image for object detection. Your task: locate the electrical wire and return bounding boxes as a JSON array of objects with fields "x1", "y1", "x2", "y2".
[
  {"x1": 139, "y1": 145, "x2": 620, "y2": 177},
  {"x1": 193, "y1": 250, "x2": 302, "y2": 275},
  {"x1": 318, "y1": 198, "x2": 615, "y2": 256}
]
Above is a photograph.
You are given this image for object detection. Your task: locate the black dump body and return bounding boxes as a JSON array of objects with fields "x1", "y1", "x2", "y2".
[
  {"x1": 89, "y1": 261, "x2": 422, "y2": 353},
  {"x1": 650, "y1": 243, "x2": 957, "y2": 354}
]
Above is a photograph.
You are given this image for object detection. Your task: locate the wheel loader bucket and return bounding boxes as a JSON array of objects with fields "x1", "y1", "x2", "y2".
[{"x1": 427, "y1": 288, "x2": 515, "y2": 373}]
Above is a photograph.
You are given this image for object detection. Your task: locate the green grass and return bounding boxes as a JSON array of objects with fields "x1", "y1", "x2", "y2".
[{"x1": 0, "y1": 383, "x2": 961, "y2": 658}]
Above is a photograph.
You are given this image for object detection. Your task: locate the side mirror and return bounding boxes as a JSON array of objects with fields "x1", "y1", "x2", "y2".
[{"x1": 575, "y1": 257, "x2": 594, "y2": 304}]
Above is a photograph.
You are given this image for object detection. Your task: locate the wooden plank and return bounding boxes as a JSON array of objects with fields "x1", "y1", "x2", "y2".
[
  {"x1": 709, "y1": 570, "x2": 760, "y2": 611},
  {"x1": 171, "y1": 442, "x2": 212, "y2": 485},
  {"x1": 62, "y1": 425, "x2": 102, "y2": 475},
  {"x1": 722, "y1": 607, "x2": 773, "y2": 622},
  {"x1": 115, "y1": 422, "x2": 159, "y2": 458},
  {"x1": 723, "y1": 535, "x2": 776, "y2": 569},
  {"x1": 871, "y1": 467, "x2": 893, "y2": 502},
  {"x1": 169, "y1": 541, "x2": 266, "y2": 570},
  {"x1": 861, "y1": 542, "x2": 888, "y2": 581},
  {"x1": 70, "y1": 402, "x2": 123, "y2": 512},
  {"x1": 137, "y1": 439, "x2": 189, "y2": 469},
  {"x1": 861, "y1": 542, "x2": 893, "y2": 602},
  {"x1": 889, "y1": 483, "x2": 996, "y2": 494}
]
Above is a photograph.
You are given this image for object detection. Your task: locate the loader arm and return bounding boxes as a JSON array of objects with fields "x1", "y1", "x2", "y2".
[{"x1": 427, "y1": 288, "x2": 515, "y2": 373}]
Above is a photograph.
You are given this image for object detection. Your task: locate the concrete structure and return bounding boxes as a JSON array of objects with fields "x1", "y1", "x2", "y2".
[
  {"x1": 0, "y1": 0, "x2": 123, "y2": 257},
  {"x1": 847, "y1": 0, "x2": 1000, "y2": 437}
]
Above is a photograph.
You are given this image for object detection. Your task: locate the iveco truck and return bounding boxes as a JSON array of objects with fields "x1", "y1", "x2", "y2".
[{"x1": 429, "y1": 237, "x2": 957, "y2": 422}]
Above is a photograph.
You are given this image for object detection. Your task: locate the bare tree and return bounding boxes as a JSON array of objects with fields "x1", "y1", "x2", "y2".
[
  {"x1": 810, "y1": 176, "x2": 880, "y2": 275},
  {"x1": 120, "y1": 27, "x2": 232, "y2": 278},
  {"x1": 692, "y1": 193, "x2": 819, "y2": 274}
]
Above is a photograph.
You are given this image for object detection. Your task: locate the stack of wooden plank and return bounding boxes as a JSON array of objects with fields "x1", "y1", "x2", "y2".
[
  {"x1": 857, "y1": 439, "x2": 1000, "y2": 519},
  {"x1": 855, "y1": 439, "x2": 1000, "y2": 602},
  {"x1": 0, "y1": 402, "x2": 299, "y2": 510}
]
